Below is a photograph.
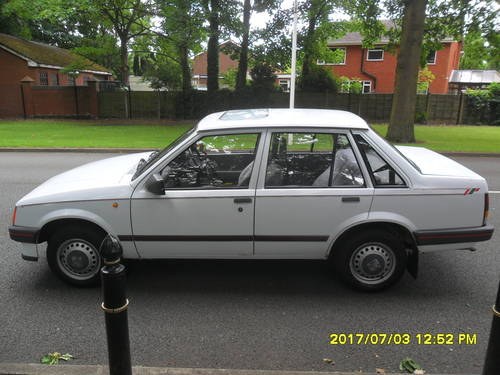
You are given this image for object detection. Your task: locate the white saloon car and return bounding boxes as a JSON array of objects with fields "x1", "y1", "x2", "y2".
[{"x1": 9, "y1": 109, "x2": 493, "y2": 290}]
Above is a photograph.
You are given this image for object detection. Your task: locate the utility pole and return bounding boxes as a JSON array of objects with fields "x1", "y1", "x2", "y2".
[{"x1": 289, "y1": 0, "x2": 298, "y2": 109}]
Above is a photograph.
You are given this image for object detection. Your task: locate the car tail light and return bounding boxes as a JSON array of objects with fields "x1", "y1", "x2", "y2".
[
  {"x1": 483, "y1": 193, "x2": 489, "y2": 226},
  {"x1": 12, "y1": 207, "x2": 17, "y2": 226}
]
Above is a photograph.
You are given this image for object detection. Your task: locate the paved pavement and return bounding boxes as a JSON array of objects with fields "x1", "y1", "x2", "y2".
[
  {"x1": 0, "y1": 362, "x2": 441, "y2": 375},
  {"x1": 0, "y1": 152, "x2": 498, "y2": 374}
]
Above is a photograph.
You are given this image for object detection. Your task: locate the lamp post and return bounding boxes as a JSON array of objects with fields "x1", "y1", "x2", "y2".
[{"x1": 289, "y1": 0, "x2": 298, "y2": 109}]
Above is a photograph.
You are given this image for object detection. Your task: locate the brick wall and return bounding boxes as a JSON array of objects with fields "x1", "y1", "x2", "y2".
[
  {"x1": 0, "y1": 48, "x2": 30, "y2": 117},
  {"x1": 329, "y1": 42, "x2": 461, "y2": 94}
]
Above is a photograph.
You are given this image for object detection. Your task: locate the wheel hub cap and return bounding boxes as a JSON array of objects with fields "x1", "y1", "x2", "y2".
[
  {"x1": 350, "y1": 243, "x2": 395, "y2": 284},
  {"x1": 58, "y1": 239, "x2": 100, "y2": 279}
]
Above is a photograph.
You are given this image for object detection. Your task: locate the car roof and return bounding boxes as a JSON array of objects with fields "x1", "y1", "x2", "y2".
[{"x1": 196, "y1": 108, "x2": 369, "y2": 131}]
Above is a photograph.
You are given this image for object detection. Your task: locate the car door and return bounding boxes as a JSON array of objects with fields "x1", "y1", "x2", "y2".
[
  {"x1": 129, "y1": 131, "x2": 262, "y2": 258},
  {"x1": 254, "y1": 129, "x2": 374, "y2": 258}
]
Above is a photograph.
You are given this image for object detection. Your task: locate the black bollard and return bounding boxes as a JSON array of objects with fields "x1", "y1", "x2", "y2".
[
  {"x1": 483, "y1": 278, "x2": 500, "y2": 375},
  {"x1": 100, "y1": 235, "x2": 132, "y2": 375}
]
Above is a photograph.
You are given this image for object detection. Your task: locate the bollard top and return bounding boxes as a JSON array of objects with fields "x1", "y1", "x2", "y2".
[{"x1": 99, "y1": 234, "x2": 123, "y2": 263}]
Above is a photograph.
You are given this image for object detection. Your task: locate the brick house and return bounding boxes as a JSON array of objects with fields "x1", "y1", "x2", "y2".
[
  {"x1": 0, "y1": 33, "x2": 112, "y2": 117},
  {"x1": 321, "y1": 30, "x2": 461, "y2": 94},
  {"x1": 191, "y1": 40, "x2": 239, "y2": 90}
]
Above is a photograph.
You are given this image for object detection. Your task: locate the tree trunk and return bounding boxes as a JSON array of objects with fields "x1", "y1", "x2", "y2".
[
  {"x1": 180, "y1": 44, "x2": 192, "y2": 94},
  {"x1": 207, "y1": 0, "x2": 220, "y2": 93},
  {"x1": 236, "y1": 0, "x2": 251, "y2": 90},
  {"x1": 120, "y1": 37, "x2": 129, "y2": 86},
  {"x1": 387, "y1": 0, "x2": 428, "y2": 143},
  {"x1": 300, "y1": 8, "x2": 318, "y2": 79}
]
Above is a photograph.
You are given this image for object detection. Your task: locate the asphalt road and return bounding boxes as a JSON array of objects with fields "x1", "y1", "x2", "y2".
[{"x1": 0, "y1": 152, "x2": 498, "y2": 374}]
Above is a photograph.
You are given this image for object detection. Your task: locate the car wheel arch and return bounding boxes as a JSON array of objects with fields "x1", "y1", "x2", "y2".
[
  {"x1": 329, "y1": 221, "x2": 418, "y2": 259},
  {"x1": 38, "y1": 218, "x2": 108, "y2": 244}
]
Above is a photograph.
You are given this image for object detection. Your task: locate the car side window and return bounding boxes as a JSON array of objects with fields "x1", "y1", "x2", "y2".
[
  {"x1": 265, "y1": 132, "x2": 364, "y2": 188},
  {"x1": 353, "y1": 134, "x2": 406, "y2": 187},
  {"x1": 161, "y1": 133, "x2": 260, "y2": 189}
]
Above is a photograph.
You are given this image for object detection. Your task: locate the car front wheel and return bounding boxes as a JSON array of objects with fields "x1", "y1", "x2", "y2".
[
  {"x1": 332, "y1": 230, "x2": 407, "y2": 291},
  {"x1": 47, "y1": 225, "x2": 105, "y2": 286}
]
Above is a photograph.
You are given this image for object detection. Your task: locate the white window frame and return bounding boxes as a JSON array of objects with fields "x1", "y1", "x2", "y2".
[
  {"x1": 367, "y1": 48, "x2": 384, "y2": 61},
  {"x1": 39, "y1": 71, "x2": 48, "y2": 86},
  {"x1": 317, "y1": 47, "x2": 346, "y2": 65},
  {"x1": 426, "y1": 50, "x2": 437, "y2": 65},
  {"x1": 362, "y1": 81, "x2": 372, "y2": 94},
  {"x1": 279, "y1": 79, "x2": 290, "y2": 92}
]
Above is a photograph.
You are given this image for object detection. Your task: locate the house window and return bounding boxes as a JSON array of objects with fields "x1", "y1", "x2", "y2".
[
  {"x1": 367, "y1": 49, "x2": 384, "y2": 61},
  {"x1": 50, "y1": 72, "x2": 59, "y2": 86},
  {"x1": 339, "y1": 79, "x2": 372, "y2": 94},
  {"x1": 279, "y1": 79, "x2": 290, "y2": 92},
  {"x1": 39, "y1": 71, "x2": 48, "y2": 85},
  {"x1": 362, "y1": 81, "x2": 372, "y2": 93},
  {"x1": 317, "y1": 47, "x2": 346, "y2": 65},
  {"x1": 426, "y1": 50, "x2": 437, "y2": 64}
]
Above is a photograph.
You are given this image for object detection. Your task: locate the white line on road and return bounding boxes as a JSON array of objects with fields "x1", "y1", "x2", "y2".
[{"x1": 490, "y1": 191, "x2": 500, "y2": 194}]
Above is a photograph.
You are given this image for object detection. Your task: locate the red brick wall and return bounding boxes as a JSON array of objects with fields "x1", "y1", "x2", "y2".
[
  {"x1": 192, "y1": 50, "x2": 238, "y2": 76},
  {"x1": 0, "y1": 48, "x2": 32, "y2": 117},
  {"x1": 0, "y1": 48, "x2": 106, "y2": 117},
  {"x1": 427, "y1": 42, "x2": 461, "y2": 94},
  {"x1": 329, "y1": 42, "x2": 461, "y2": 94},
  {"x1": 328, "y1": 45, "x2": 397, "y2": 93}
]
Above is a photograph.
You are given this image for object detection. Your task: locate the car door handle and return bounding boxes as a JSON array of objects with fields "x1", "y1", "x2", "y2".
[
  {"x1": 234, "y1": 198, "x2": 252, "y2": 204},
  {"x1": 342, "y1": 196, "x2": 360, "y2": 203}
]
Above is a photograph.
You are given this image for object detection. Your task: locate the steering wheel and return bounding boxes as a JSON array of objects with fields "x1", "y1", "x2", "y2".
[{"x1": 185, "y1": 145, "x2": 221, "y2": 185}]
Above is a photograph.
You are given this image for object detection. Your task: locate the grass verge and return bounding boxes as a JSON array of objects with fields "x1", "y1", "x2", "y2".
[
  {"x1": 371, "y1": 124, "x2": 500, "y2": 153},
  {"x1": 0, "y1": 120, "x2": 194, "y2": 149},
  {"x1": 0, "y1": 120, "x2": 498, "y2": 153}
]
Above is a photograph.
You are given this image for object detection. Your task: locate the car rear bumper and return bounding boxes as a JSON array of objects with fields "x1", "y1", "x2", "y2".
[{"x1": 414, "y1": 225, "x2": 494, "y2": 246}]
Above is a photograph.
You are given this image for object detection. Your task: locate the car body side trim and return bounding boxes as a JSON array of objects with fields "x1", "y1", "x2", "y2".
[{"x1": 118, "y1": 235, "x2": 329, "y2": 242}]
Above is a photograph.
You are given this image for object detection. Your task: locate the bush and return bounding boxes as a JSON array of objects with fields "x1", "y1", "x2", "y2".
[
  {"x1": 250, "y1": 63, "x2": 278, "y2": 92},
  {"x1": 298, "y1": 65, "x2": 337, "y2": 93},
  {"x1": 465, "y1": 83, "x2": 500, "y2": 125}
]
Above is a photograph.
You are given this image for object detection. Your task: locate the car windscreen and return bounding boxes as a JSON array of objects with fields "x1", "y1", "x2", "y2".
[{"x1": 132, "y1": 127, "x2": 195, "y2": 180}]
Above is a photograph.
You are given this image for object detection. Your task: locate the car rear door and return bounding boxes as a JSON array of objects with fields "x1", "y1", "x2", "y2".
[{"x1": 253, "y1": 129, "x2": 373, "y2": 258}]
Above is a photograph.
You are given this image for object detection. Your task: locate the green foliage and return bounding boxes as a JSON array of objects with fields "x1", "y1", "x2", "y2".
[
  {"x1": 250, "y1": 63, "x2": 277, "y2": 92},
  {"x1": 222, "y1": 68, "x2": 238, "y2": 89},
  {"x1": 416, "y1": 67, "x2": 435, "y2": 94},
  {"x1": 338, "y1": 76, "x2": 362, "y2": 94},
  {"x1": 465, "y1": 83, "x2": 500, "y2": 125},
  {"x1": 40, "y1": 352, "x2": 74, "y2": 365},
  {"x1": 298, "y1": 65, "x2": 337, "y2": 93},
  {"x1": 143, "y1": 59, "x2": 182, "y2": 91}
]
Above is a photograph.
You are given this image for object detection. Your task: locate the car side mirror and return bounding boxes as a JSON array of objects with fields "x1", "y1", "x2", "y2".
[{"x1": 145, "y1": 173, "x2": 165, "y2": 195}]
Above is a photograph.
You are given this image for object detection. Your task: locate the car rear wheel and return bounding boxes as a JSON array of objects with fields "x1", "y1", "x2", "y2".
[
  {"x1": 47, "y1": 225, "x2": 105, "y2": 286},
  {"x1": 332, "y1": 230, "x2": 407, "y2": 291}
]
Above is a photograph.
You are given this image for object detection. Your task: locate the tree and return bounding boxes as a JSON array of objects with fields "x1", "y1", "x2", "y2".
[
  {"x1": 200, "y1": 0, "x2": 240, "y2": 94},
  {"x1": 461, "y1": 29, "x2": 500, "y2": 70},
  {"x1": 96, "y1": 0, "x2": 153, "y2": 85},
  {"x1": 235, "y1": 0, "x2": 278, "y2": 90},
  {"x1": 386, "y1": 0, "x2": 427, "y2": 143},
  {"x1": 349, "y1": 0, "x2": 498, "y2": 142},
  {"x1": 202, "y1": 0, "x2": 221, "y2": 93},
  {"x1": 155, "y1": 0, "x2": 205, "y2": 94}
]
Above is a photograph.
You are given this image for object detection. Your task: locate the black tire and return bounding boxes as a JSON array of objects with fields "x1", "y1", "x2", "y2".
[
  {"x1": 331, "y1": 230, "x2": 407, "y2": 291},
  {"x1": 47, "y1": 225, "x2": 105, "y2": 287}
]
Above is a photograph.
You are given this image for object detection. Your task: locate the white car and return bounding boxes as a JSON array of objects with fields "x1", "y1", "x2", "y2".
[{"x1": 9, "y1": 109, "x2": 493, "y2": 290}]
